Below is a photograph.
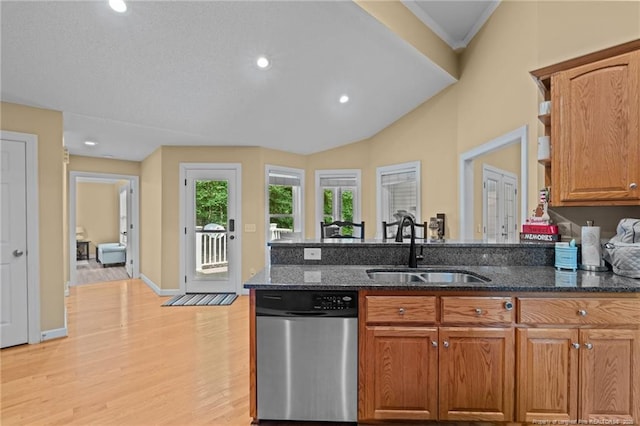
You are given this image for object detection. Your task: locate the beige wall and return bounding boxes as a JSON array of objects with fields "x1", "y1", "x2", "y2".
[
  {"x1": 140, "y1": 148, "x2": 163, "y2": 287},
  {"x1": 139, "y1": 145, "x2": 307, "y2": 290},
  {"x1": 76, "y1": 182, "x2": 121, "y2": 256},
  {"x1": 355, "y1": 0, "x2": 458, "y2": 78},
  {"x1": 4, "y1": 2, "x2": 639, "y2": 304},
  {"x1": 69, "y1": 155, "x2": 140, "y2": 176},
  {"x1": 1, "y1": 102, "x2": 64, "y2": 332},
  {"x1": 304, "y1": 1, "x2": 639, "y2": 240}
]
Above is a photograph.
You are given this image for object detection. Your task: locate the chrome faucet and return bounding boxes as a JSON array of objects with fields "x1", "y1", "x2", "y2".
[{"x1": 395, "y1": 215, "x2": 423, "y2": 268}]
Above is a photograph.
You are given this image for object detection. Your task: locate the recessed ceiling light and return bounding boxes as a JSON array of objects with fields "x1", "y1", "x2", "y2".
[
  {"x1": 256, "y1": 56, "x2": 270, "y2": 69},
  {"x1": 109, "y1": 0, "x2": 127, "y2": 13},
  {"x1": 84, "y1": 141, "x2": 98, "y2": 146},
  {"x1": 339, "y1": 95, "x2": 349, "y2": 104}
]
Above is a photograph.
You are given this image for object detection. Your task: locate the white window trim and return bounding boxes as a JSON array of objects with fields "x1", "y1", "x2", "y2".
[
  {"x1": 265, "y1": 165, "x2": 305, "y2": 265},
  {"x1": 376, "y1": 161, "x2": 421, "y2": 239},
  {"x1": 315, "y1": 169, "x2": 362, "y2": 238},
  {"x1": 459, "y1": 125, "x2": 528, "y2": 240}
]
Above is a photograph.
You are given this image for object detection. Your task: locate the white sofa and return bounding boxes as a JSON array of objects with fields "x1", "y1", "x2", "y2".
[{"x1": 97, "y1": 243, "x2": 126, "y2": 267}]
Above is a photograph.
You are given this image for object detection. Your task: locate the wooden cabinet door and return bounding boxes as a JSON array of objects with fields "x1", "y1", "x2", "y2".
[
  {"x1": 580, "y1": 329, "x2": 640, "y2": 423},
  {"x1": 551, "y1": 50, "x2": 640, "y2": 205},
  {"x1": 516, "y1": 328, "x2": 579, "y2": 422},
  {"x1": 361, "y1": 326, "x2": 438, "y2": 421},
  {"x1": 439, "y1": 327, "x2": 515, "y2": 421}
]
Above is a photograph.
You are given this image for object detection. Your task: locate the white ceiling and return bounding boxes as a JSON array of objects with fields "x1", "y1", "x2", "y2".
[
  {"x1": 402, "y1": 0, "x2": 500, "y2": 50},
  {"x1": 1, "y1": 1, "x2": 495, "y2": 162}
]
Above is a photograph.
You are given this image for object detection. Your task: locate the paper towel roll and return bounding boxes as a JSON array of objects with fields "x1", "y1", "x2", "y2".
[{"x1": 581, "y1": 226, "x2": 602, "y2": 267}]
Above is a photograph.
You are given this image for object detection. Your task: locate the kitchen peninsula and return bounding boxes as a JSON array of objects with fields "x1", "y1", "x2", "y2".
[{"x1": 245, "y1": 240, "x2": 640, "y2": 425}]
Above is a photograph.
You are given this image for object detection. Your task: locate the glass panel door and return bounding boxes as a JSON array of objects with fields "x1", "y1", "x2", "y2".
[{"x1": 185, "y1": 168, "x2": 238, "y2": 294}]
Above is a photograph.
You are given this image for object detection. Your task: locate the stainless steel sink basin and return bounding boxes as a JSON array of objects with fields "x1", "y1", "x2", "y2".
[{"x1": 366, "y1": 269, "x2": 490, "y2": 284}]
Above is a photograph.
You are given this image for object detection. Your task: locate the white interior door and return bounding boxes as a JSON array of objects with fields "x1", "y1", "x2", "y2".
[
  {"x1": 184, "y1": 167, "x2": 240, "y2": 294},
  {"x1": 483, "y1": 165, "x2": 518, "y2": 243},
  {"x1": 1, "y1": 139, "x2": 29, "y2": 348},
  {"x1": 119, "y1": 183, "x2": 133, "y2": 277}
]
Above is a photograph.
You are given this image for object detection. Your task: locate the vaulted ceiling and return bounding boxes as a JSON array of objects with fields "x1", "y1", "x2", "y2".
[{"x1": 1, "y1": 1, "x2": 497, "y2": 161}]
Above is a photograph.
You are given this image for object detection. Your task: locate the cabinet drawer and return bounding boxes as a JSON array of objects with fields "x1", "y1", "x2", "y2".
[
  {"x1": 519, "y1": 298, "x2": 640, "y2": 325},
  {"x1": 441, "y1": 297, "x2": 514, "y2": 324},
  {"x1": 365, "y1": 296, "x2": 436, "y2": 323}
]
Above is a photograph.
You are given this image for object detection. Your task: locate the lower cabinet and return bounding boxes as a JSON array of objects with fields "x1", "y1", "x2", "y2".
[
  {"x1": 359, "y1": 296, "x2": 515, "y2": 422},
  {"x1": 518, "y1": 328, "x2": 640, "y2": 423},
  {"x1": 439, "y1": 327, "x2": 514, "y2": 421},
  {"x1": 361, "y1": 326, "x2": 438, "y2": 421},
  {"x1": 359, "y1": 293, "x2": 639, "y2": 424}
]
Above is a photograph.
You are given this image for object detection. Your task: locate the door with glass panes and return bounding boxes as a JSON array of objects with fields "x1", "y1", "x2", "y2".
[{"x1": 184, "y1": 167, "x2": 240, "y2": 294}]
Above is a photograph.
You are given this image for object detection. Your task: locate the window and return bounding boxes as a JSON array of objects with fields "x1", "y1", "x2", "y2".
[
  {"x1": 376, "y1": 161, "x2": 421, "y2": 238},
  {"x1": 266, "y1": 166, "x2": 304, "y2": 243},
  {"x1": 315, "y1": 170, "x2": 361, "y2": 238}
]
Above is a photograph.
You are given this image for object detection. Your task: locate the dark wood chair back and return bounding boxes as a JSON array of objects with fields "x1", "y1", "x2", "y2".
[
  {"x1": 320, "y1": 220, "x2": 365, "y2": 239},
  {"x1": 382, "y1": 220, "x2": 428, "y2": 240}
]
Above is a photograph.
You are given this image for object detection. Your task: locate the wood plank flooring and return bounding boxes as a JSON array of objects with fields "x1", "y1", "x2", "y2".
[
  {"x1": 1, "y1": 279, "x2": 252, "y2": 425},
  {"x1": 75, "y1": 258, "x2": 129, "y2": 285}
]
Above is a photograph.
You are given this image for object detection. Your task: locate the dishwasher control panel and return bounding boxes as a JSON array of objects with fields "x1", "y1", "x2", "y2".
[
  {"x1": 256, "y1": 290, "x2": 358, "y2": 317},
  {"x1": 313, "y1": 294, "x2": 356, "y2": 310}
]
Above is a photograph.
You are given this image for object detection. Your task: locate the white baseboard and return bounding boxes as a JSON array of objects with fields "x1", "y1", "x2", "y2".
[
  {"x1": 140, "y1": 273, "x2": 181, "y2": 296},
  {"x1": 41, "y1": 327, "x2": 67, "y2": 342}
]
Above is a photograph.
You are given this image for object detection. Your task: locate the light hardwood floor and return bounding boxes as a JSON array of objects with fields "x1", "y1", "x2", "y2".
[{"x1": 1, "y1": 279, "x2": 252, "y2": 425}]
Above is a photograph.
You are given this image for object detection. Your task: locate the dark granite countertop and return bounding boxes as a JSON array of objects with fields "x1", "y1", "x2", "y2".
[
  {"x1": 244, "y1": 265, "x2": 640, "y2": 292},
  {"x1": 268, "y1": 239, "x2": 556, "y2": 248}
]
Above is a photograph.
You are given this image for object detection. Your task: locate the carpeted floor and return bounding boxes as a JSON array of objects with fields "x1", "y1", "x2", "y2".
[
  {"x1": 76, "y1": 258, "x2": 130, "y2": 285},
  {"x1": 162, "y1": 293, "x2": 238, "y2": 306}
]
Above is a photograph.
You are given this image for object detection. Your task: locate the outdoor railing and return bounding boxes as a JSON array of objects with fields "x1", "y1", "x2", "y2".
[{"x1": 196, "y1": 231, "x2": 227, "y2": 273}]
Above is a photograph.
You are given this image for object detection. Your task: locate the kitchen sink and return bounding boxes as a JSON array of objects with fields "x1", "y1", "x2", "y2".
[{"x1": 366, "y1": 269, "x2": 490, "y2": 284}]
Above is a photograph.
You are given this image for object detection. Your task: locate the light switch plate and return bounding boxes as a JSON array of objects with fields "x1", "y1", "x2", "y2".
[{"x1": 304, "y1": 248, "x2": 321, "y2": 260}]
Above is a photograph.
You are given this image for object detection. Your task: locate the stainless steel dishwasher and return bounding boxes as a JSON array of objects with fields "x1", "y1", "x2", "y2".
[{"x1": 256, "y1": 290, "x2": 358, "y2": 422}]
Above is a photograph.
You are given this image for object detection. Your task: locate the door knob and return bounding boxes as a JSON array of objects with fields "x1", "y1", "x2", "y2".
[
  {"x1": 13, "y1": 249, "x2": 24, "y2": 257},
  {"x1": 584, "y1": 343, "x2": 593, "y2": 350},
  {"x1": 571, "y1": 342, "x2": 580, "y2": 349},
  {"x1": 630, "y1": 182, "x2": 638, "y2": 189},
  {"x1": 442, "y1": 340, "x2": 449, "y2": 348}
]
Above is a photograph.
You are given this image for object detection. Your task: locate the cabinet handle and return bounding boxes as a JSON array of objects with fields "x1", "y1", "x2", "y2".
[
  {"x1": 398, "y1": 308, "x2": 405, "y2": 315},
  {"x1": 474, "y1": 308, "x2": 483, "y2": 315},
  {"x1": 431, "y1": 340, "x2": 438, "y2": 348},
  {"x1": 504, "y1": 301, "x2": 514, "y2": 311},
  {"x1": 577, "y1": 309, "x2": 587, "y2": 316},
  {"x1": 443, "y1": 340, "x2": 449, "y2": 348},
  {"x1": 584, "y1": 343, "x2": 593, "y2": 350},
  {"x1": 630, "y1": 182, "x2": 638, "y2": 189},
  {"x1": 571, "y1": 342, "x2": 580, "y2": 349}
]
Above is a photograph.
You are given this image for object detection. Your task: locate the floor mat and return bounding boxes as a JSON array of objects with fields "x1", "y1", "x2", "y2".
[{"x1": 162, "y1": 293, "x2": 238, "y2": 306}]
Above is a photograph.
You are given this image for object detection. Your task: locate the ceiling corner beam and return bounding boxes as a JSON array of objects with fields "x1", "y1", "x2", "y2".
[{"x1": 354, "y1": 0, "x2": 459, "y2": 80}]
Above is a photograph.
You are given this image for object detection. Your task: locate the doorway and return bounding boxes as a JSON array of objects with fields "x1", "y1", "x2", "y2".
[
  {"x1": 69, "y1": 172, "x2": 140, "y2": 287},
  {"x1": 1, "y1": 131, "x2": 40, "y2": 347},
  {"x1": 483, "y1": 165, "x2": 518, "y2": 243},
  {"x1": 459, "y1": 125, "x2": 528, "y2": 240},
  {"x1": 180, "y1": 163, "x2": 242, "y2": 295}
]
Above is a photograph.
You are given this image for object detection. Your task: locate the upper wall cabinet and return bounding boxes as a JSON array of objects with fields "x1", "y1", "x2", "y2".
[{"x1": 531, "y1": 40, "x2": 640, "y2": 207}]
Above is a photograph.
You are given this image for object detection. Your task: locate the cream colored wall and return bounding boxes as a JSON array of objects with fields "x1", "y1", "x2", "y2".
[
  {"x1": 307, "y1": 1, "x2": 638, "y2": 241},
  {"x1": 69, "y1": 155, "x2": 140, "y2": 176},
  {"x1": 1, "y1": 102, "x2": 64, "y2": 332},
  {"x1": 153, "y1": 146, "x2": 306, "y2": 290},
  {"x1": 354, "y1": 0, "x2": 458, "y2": 78},
  {"x1": 76, "y1": 182, "x2": 120, "y2": 256},
  {"x1": 140, "y1": 148, "x2": 163, "y2": 287}
]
